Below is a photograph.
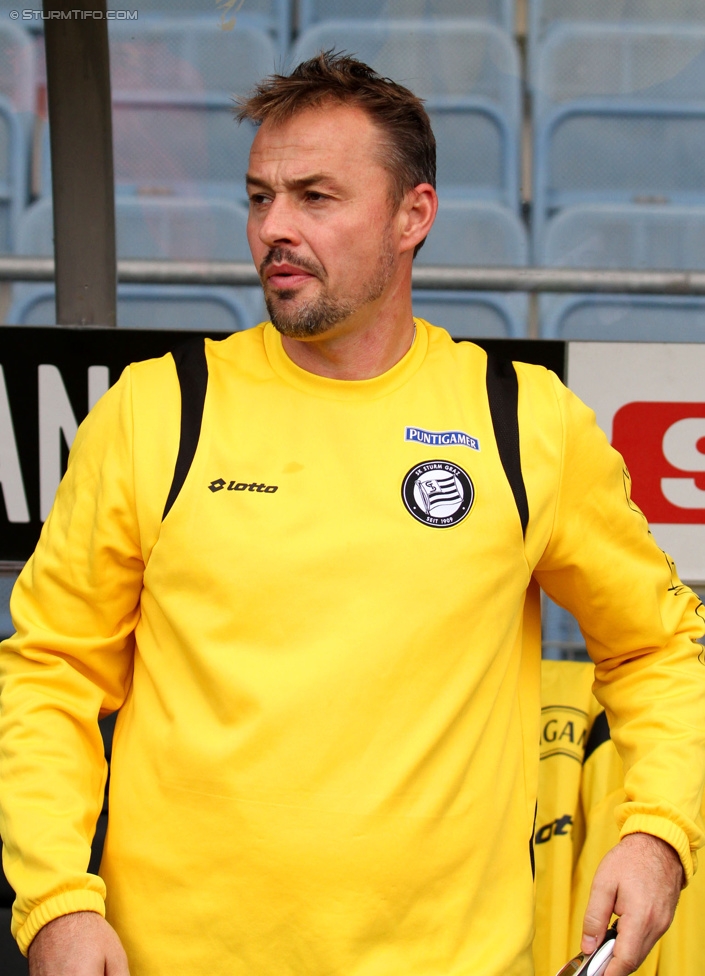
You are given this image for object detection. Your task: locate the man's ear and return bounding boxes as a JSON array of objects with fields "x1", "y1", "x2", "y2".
[{"x1": 398, "y1": 183, "x2": 438, "y2": 256}]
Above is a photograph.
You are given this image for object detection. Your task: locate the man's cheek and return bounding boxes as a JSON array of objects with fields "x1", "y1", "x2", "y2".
[{"x1": 612, "y1": 402, "x2": 705, "y2": 524}]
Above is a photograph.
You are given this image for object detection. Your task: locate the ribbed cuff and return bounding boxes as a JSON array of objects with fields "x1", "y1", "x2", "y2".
[
  {"x1": 620, "y1": 814, "x2": 694, "y2": 885},
  {"x1": 15, "y1": 889, "x2": 106, "y2": 956}
]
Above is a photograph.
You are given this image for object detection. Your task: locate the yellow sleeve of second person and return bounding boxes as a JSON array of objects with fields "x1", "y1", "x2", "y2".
[{"x1": 568, "y1": 719, "x2": 705, "y2": 976}]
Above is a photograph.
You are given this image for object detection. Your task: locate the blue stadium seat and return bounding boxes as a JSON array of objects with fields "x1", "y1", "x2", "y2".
[
  {"x1": 109, "y1": 0, "x2": 291, "y2": 53},
  {"x1": 0, "y1": 97, "x2": 26, "y2": 255},
  {"x1": 539, "y1": 203, "x2": 705, "y2": 340},
  {"x1": 0, "y1": 24, "x2": 35, "y2": 252},
  {"x1": 39, "y1": 20, "x2": 277, "y2": 201},
  {"x1": 528, "y1": 0, "x2": 705, "y2": 86},
  {"x1": 108, "y1": 19, "x2": 276, "y2": 201},
  {"x1": 299, "y1": 0, "x2": 515, "y2": 35},
  {"x1": 542, "y1": 295, "x2": 705, "y2": 341},
  {"x1": 291, "y1": 21, "x2": 522, "y2": 211},
  {"x1": 39, "y1": 104, "x2": 260, "y2": 205},
  {"x1": 10, "y1": 196, "x2": 262, "y2": 331},
  {"x1": 533, "y1": 25, "x2": 705, "y2": 251},
  {"x1": 0, "y1": 23, "x2": 36, "y2": 114},
  {"x1": 9, "y1": 285, "x2": 253, "y2": 331},
  {"x1": 414, "y1": 200, "x2": 528, "y2": 337},
  {"x1": 108, "y1": 17, "x2": 278, "y2": 94}
]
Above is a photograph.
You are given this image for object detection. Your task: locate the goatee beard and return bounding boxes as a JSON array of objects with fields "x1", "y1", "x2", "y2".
[
  {"x1": 265, "y1": 290, "x2": 359, "y2": 339},
  {"x1": 260, "y1": 242, "x2": 395, "y2": 339}
]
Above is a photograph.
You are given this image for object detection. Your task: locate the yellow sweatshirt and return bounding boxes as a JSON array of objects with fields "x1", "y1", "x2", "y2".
[
  {"x1": 1, "y1": 321, "x2": 704, "y2": 976},
  {"x1": 534, "y1": 660, "x2": 705, "y2": 976}
]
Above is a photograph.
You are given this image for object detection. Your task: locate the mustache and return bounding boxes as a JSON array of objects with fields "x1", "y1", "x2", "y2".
[{"x1": 259, "y1": 247, "x2": 325, "y2": 281}]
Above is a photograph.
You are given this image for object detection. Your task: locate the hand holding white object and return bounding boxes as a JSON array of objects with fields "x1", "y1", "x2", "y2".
[{"x1": 581, "y1": 832, "x2": 684, "y2": 976}]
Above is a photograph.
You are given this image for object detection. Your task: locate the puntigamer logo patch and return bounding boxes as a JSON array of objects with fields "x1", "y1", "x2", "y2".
[
  {"x1": 405, "y1": 426, "x2": 480, "y2": 451},
  {"x1": 401, "y1": 460, "x2": 474, "y2": 528}
]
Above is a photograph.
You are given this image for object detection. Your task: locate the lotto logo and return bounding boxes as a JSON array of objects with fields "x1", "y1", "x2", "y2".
[{"x1": 612, "y1": 402, "x2": 705, "y2": 524}]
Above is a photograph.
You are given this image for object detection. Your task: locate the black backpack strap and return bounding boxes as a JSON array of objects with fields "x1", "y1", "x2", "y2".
[
  {"x1": 162, "y1": 338, "x2": 209, "y2": 521},
  {"x1": 485, "y1": 353, "x2": 530, "y2": 538}
]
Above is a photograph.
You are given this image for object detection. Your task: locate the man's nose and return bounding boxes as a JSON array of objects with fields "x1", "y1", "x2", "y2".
[{"x1": 258, "y1": 196, "x2": 301, "y2": 248}]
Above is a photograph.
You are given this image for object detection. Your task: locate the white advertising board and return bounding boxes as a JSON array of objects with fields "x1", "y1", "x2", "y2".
[{"x1": 567, "y1": 343, "x2": 705, "y2": 584}]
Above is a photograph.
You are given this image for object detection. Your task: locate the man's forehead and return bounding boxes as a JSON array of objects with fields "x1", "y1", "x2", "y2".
[{"x1": 250, "y1": 103, "x2": 382, "y2": 164}]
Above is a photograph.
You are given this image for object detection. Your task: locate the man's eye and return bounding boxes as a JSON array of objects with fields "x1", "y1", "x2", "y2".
[
  {"x1": 305, "y1": 191, "x2": 327, "y2": 202},
  {"x1": 248, "y1": 194, "x2": 269, "y2": 206}
]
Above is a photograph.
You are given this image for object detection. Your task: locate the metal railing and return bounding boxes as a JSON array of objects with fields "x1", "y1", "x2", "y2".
[{"x1": 5, "y1": 256, "x2": 705, "y2": 294}]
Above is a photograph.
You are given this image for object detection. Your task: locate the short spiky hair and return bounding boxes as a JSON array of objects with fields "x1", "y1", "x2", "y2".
[{"x1": 236, "y1": 50, "x2": 436, "y2": 210}]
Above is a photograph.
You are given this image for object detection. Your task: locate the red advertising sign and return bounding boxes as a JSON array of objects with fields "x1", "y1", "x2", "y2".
[
  {"x1": 612, "y1": 402, "x2": 705, "y2": 524},
  {"x1": 568, "y1": 343, "x2": 705, "y2": 582}
]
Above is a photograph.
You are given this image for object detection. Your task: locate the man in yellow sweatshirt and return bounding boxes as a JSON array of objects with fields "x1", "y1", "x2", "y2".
[{"x1": 1, "y1": 52, "x2": 704, "y2": 976}]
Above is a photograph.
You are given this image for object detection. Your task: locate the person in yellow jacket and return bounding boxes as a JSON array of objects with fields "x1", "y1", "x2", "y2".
[
  {"x1": 1, "y1": 52, "x2": 704, "y2": 976},
  {"x1": 534, "y1": 659, "x2": 705, "y2": 976}
]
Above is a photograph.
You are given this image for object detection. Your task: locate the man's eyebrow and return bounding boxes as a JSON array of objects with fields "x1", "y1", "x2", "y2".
[{"x1": 245, "y1": 173, "x2": 341, "y2": 192}]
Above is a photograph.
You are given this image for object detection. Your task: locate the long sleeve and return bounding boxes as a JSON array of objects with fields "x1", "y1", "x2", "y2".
[
  {"x1": 0, "y1": 367, "x2": 144, "y2": 954},
  {"x1": 532, "y1": 372, "x2": 705, "y2": 881}
]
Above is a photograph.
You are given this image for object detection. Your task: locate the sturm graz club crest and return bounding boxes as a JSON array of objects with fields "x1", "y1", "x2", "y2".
[{"x1": 401, "y1": 460, "x2": 475, "y2": 528}]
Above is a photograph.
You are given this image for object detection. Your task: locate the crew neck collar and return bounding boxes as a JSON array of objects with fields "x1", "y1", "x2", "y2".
[{"x1": 263, "y1": 319, "x2": 429, "y2": 400}]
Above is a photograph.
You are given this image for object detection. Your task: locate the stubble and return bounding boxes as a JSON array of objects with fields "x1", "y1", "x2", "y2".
[{"x1": 260, "y1": 239, "x2": 396, "y2": 339}]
